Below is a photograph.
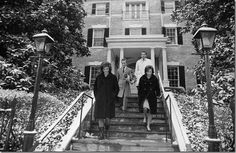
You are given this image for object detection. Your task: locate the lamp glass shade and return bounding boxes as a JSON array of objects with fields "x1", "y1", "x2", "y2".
[
  {"x1": 200, "y1": 31, "x2": 216, "y2": 49},
  {"x1": 34, "y1": 37, "x2": 46, "y2": 52},
  {"x1": 45, "y1": 43, "x2": 52, "y2": 53}
]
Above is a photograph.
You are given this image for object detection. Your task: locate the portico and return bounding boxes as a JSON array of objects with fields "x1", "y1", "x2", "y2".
[{"x1": 106, "y1": 35, "x2": 169, "y2": 88}]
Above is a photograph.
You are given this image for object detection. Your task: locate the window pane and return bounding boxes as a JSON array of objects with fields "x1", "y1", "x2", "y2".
[
  {"x1": 130, "y1": 28, "x2": 141, "y2": 35},
  {"x1": 90, "y1": 66, "x2": 101, "y2": 87},
  {"x1": 168, "y1": 66, "x2": 179, "y2": 87},
  {"x1": 166, "y1": 28, "x2": 176, "y2": 44},
  {"x1": 125, "y1": 2, "x2": 146, "y2": 19},
  {"x1": 96, "y1": 3, "x2": 105, "y2": 15},
  {"x1": 93, "y1": 29, "x2": 104, "y2": 46},
  {"x1": 165, "y1": 2, "x2": 174, "y2": 13}
]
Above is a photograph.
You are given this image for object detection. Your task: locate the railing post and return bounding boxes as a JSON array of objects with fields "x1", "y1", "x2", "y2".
[
  {"x1": 78, "y1": 95, "x2": 85, "y2": 139},
  {"x1": 89, "y1": 99, "x2": 94, "y2": 134},
  {"x1": 170, "y1": 96, "x2": 173, "y2": 144}
]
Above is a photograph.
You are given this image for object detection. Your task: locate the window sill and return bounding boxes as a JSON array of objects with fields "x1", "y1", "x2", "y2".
[
  {"x1": 166, "y1": 44, "x2": 180, "y2": 47},
  {"x1": 90, "y1": 46, "x2": 106, "y2": 49},
  {"x1": 122, "y1": 18, "x2": 149, "y2": 21},
  {"x1": 90, "y1": 14, "x2": 109, "y2": 17}
]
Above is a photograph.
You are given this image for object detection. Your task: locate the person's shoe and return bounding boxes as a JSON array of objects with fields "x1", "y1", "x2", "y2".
[
  {"x1": 146, "y1": 126, "x2": 151, "y2": 131},
  {"x1": 143, "y1": 117, "x2": 146, "y2": 123},
  {"x1": 98, "y1": 127, "x2": 104, "y2": 140}
]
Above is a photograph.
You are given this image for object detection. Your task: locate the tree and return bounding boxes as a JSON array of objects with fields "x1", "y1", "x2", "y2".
[
  {"x1": 0, "y1": 0, "x2": 90, "y2": 91},
  {"x1": 172, "y1": 0, "x2": 234, "y2": 151}
]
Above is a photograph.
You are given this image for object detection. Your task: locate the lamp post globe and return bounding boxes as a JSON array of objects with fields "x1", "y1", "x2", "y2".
[
  {"x1": 193, "y1": 23, "x2": 220, "y2": 151},
  {"x1": 33, "y1": 29, "x2": 54, "y2": 53},
  {"x1": 23, "y1": 30, "x2": 54, "y2": 152}
]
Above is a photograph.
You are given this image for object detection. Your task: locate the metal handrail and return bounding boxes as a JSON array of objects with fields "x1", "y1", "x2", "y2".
[
  {"x1": 157, "y1": 71, "x2": 173, "y2": 143},
  {"x1": 78, "y1": 93, "x2": 94, "y2": 139},
  {"x1": 30, "y1": 91, "x2": 94, "y2": 151}
]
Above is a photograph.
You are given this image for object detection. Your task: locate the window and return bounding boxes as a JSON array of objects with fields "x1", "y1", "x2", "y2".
[
  {"x1": 161, "y1": 0, "x2": 179, "y2": 13},
  {"x1": 91, "y1": 3, "x2": 109, "y2": 15},
  {"x1": 167, "y1": 65, "x2": 186, "y2": 88},
  {"x1": 87, "y1": 28, "x2": 109, "y2": 47},
  {"x1": 84, "y1": 65, "x2": 101, "y2": 88},
  {"x1": 162, "y1": 27, "x2": 183, "y2": 45},
  {"x1": 90, "y1": 66, "x2": 101, "y2": 87},
  {"x1": 168, "y1": 66, "x2": 179, "y2": 87},
  {"x1": 124, "y1": 2, "x2": 147, "y2": 20},
  {"x1": 124, "y1": 28, "x2": 146, "y2": 35},
  {"x1": 166, "y1": 28, "x2": 176, "y2": 44},
  {"x1": 93, "y1": 29, "x2": 104, "y2": 46}
]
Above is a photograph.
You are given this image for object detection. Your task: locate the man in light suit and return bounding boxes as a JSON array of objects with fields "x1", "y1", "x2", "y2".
[{"x1": 117, "y1": 58, "x2": 132, "y2": 111}]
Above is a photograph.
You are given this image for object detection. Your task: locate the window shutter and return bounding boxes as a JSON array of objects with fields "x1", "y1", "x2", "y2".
[
  {"x1": 92, "y1": 4, "x2": 96, "y2": 14},
  {"x1": 103, "y1": 28, "x2": 109, "y2": 47},
  {"x1": 162, "y1": 27, "x2": 166, "y2": 36},
  {"x1": 141, "y1": 28, "x2": 146, "y2": 35},
  {"x1": 161, "y1": 1, "x2": 165, "y2": 13},
  {"x1": 105, "y1": 3, "x2": 109, "y2": 15},
  {"x1": 87, "y1": 28, "x2": 93, "y2": 47},
  {"x1": 177, "y1": 27, "x2": 183, "y2": 45},
  {"x1": 179, "y1": 66, "x2": 186, "y2": 89},
  {"x1": 125, "y1": 28, "x2": 130, "y2": 35},
  {"x1": 84, "y1": 66, "x2": 90, "y2": 84}
]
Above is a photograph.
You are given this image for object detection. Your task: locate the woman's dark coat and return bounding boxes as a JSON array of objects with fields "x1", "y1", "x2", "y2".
[
  {"x1": 138, "y1": 74, "x2": 161, "y2": 114},
  {"x1": 94, "y1": 73, "x2": 119, "y2": 119}
]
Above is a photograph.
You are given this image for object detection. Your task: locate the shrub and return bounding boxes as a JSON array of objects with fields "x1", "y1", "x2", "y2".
[
  {"x1": 0, "y1": 89, "x2": 66, "y2": 151},
  {"x1": 175, "y1": 92, "x2": 234, "y2": 152}
]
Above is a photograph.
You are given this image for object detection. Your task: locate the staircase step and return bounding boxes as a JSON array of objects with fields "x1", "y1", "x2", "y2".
[
  {"x1": 71, "y1": 137, "x2": 174, "y2": 151},
  {"x1": 115, "y1": 107, "x2": 165, "y2": 113},
  {"x1": 83, "y1": 129, "x2": 170, "y2": 139},
  {"x1": 116, "y1": 102, "x2": 164, "y2": 108},
  {"x1": 115, "y1": 112, "x2": 166, "y2": 119},
  {"x1": 90, "y1": 122, "x2": 169, "y2": 132},
  {"x1": 111, "y1": 117, "x2": 166, "y2": 123}
]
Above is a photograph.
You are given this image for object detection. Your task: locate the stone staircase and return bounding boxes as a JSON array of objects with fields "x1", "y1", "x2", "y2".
[{"x1": 69, "y1": 94, "x2": 178, "y2": 151}]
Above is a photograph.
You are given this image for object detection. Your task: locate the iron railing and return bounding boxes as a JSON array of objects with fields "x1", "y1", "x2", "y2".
[
  {"x1": 157, "y1": 71, "x2": 173, "y2": 143},
  {"x1": 30, "y1": 91, "x2": 94, "y2": 151}
]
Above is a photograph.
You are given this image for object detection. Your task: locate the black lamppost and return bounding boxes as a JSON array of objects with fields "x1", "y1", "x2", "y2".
[
  {"x1": 193, "y1": 23, "x2": 221, "y2": 151},
  {"x1": 23, "y1": 30, "x2": 54, "y2": 152}
]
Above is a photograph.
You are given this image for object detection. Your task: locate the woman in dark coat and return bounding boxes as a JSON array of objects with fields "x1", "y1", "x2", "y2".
[
  {"x1": 138, "y1": 65, "x2": 161, "y2": 131},
  {"x1": 94, "y1": 62, "x2": 119, "y2": 139}
]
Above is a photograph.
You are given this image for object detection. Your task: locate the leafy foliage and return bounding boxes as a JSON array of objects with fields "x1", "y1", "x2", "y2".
[
  {"x1": 0, "y1": 0, "x2": 90, "y2": 92},
  {"x1": 175, "y1": 92, "x2": 234, "y2": 152},
  {"x1": 0, "y1": 89, "x2": 67, "y2": 151},
  {"x1": 172, "y1": 0, "x2": 235, "y2": 150}
]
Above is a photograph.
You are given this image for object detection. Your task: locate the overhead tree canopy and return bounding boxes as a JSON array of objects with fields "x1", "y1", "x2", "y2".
[{"x1": 0, "y1": 0, "x2": 90, "y2": 91}]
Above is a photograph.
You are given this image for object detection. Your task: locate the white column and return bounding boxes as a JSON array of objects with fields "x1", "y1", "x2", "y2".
[
  {"x1": 134, "y1": 4, "x2": 137, "y2": 19},
  {"x1": 162, "y1": 47, "x2": 169, "y2": 87},
  {"x1": 107, "y1": 48, "x2": 111, "y2": 63},
  {"x1": 111, "y1": 52, "x2": 115, "y2": 74},
  {"x1": 119, "y1": 48, "x2": 124, "y2": 68},
  {"x1": 150, "y1": 48, "x2": 155, "y2": 72}
]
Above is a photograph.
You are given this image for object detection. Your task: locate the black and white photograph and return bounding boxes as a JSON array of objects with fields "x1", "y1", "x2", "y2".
[{"x1": 0, "y1": 0, "x2": 235, "y2": 152}]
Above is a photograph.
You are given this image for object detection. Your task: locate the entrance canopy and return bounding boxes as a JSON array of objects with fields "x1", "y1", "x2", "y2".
[{"x1": 106, "y1": 34, "x2": 167, "y2": 49}]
